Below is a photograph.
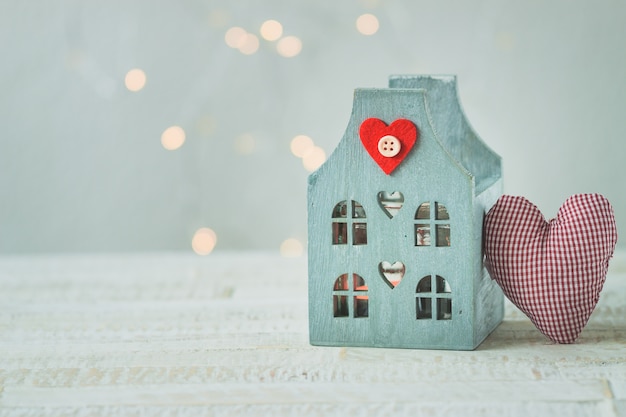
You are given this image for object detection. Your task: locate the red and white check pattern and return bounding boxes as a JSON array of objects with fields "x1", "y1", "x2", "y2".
[{"x1": 484, "y1": 194, "x2": 617, "y2": 343}]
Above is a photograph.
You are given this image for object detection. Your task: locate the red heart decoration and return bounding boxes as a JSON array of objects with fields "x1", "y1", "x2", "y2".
[
  {"x1": 484, "y1": 194, "x2": 617, "y2": 343},
  {"x1": 359, "y1": 118, "x2": 418, "y2": 175}
]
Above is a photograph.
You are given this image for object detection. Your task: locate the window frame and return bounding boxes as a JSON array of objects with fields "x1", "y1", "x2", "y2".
[
  {"x1": 416, "y1": 274, "x2": 452, "y2": 320},
  {"x1": 332, "y1": 200, "x2": 367, "y2": 245},
  {"x1": 414, "y1": 201, "x2": 450, "y2": 247},
  {"x1": 332, "y1": 273, "x2": 369, "y2": 318}
]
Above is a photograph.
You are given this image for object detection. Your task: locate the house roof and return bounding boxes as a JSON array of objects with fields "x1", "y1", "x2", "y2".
[{"x1": 388, "y1": 75, "x2": 501, "y2": 194}]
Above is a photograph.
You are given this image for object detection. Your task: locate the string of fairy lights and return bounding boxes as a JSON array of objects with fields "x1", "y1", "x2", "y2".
[{"x1": 122, "y1": 13, "x2": 381, "y2": 256}]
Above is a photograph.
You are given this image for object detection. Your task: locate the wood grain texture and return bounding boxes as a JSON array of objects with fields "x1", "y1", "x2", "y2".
[
  {"x1": 307, "y1": 76, "x2": 503, "y2": 349},
  {"x1": 1, "y1": 251, "x2": 626, "y2": 416}
]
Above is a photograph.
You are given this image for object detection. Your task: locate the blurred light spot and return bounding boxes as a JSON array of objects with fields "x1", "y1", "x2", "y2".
[
  {"x1": 239, "y1": 33, "x2": 260, "y2": 55},
  {"x1": 260, "y1": 19, "x2": 283, "y2": 41},
  {"x1": 192, "y1": 227, "x2": 217, "y2": 255},
  {"x1": 208, "y1": 9, "x2": 230, "y2": 28},
  {"x1": 356, "y1": 13, "x2": 379, "y2": 35},
  {"x1": 280, "y1": 238, "x2": 304, "y2": 258},
  {"x1": 290, "y1": 135, "x2": 314, "y2": 158},
  {"x1": 235, "y1": 133, "x2": 255, "y2": 154},
  {"x1": 225, "y1": 26, "x2": 248, "y2": 48},
  {"x1": 495, "y1": 31, "x2": 515, "y2": 51},
  {"x1": 276, "y1": 36, "x2": 302, "y2": 57},
  {"x1": 195, "y1": 114, "x2": 217, "y2": 136},
  {"x1": 161, "y1": 126, "x2": 186, "y2": 150},
  {"x1": 302, "y1": 146, "x2": 326, "y2": 172},
  {"x1": 125, "y1": 68, "x2": 146, "y2": 92}
]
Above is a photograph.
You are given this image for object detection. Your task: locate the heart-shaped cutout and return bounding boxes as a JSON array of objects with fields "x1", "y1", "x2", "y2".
[
  {"x1": 379, "y1": 261, "x2": 405, "y2": 289},
  {"x1": 359, "y1": 118, "x2": 418, "y2": 175},
  {"x1": 377, "y1": 191, "x2": 404, "y2": 219},
  {"x1": 484, "y1": 194, "x2": 617, "y2": 343}
]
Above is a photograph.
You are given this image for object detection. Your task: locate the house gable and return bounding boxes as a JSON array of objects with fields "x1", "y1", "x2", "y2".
[{"x1": 389, "y1": 75, "x2": 502, "y2": 194}]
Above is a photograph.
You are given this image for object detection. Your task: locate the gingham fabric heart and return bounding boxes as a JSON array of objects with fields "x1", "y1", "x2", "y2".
[{"x1": 484, "y1": 194, "x2": 617, "y2": 343}]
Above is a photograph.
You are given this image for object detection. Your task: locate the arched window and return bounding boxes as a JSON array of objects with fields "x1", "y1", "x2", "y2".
[
  {"x1": 333, "y1": 273, "x2": 369, "y2": 318},
  {"x1": 332, "y1": 200, "x2": 367, "y2": 245},
  {"x1": 415, "y1": 202, "x2": 450, "y2": 247},
  {"x1": 416, "y1": 275, "x2": 452, "y2": 320}
]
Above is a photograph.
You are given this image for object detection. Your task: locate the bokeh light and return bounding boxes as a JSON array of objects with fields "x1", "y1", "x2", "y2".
[
  {"x1": 356, "y1": 13, "x2": 379, "y2": 35},
  {"x1": 495, "y1": 31, "x2": 515, "y2": 51},
  {"x1": 290, "y1": 135, "x2": 314, "y2": 158},
  {"x1": 124, "y1": 68, "x2": 146, "y2": 92},
  {"x1": 276, "y1": 36, "x2": 302, "y2": 57},
  {"x1": 195, "y1": 114, "x2": 217, "y2": 136},
  {"x1": 260, "y1": 19, "x2": 283, "y2": 41},
  {"x1": 235, "y1": 133, "x2": 255, "y2": 154},
  {"x1": 192, "y1": 227, "x2": 218, "y2": 255},
  {"x1": 161, "y1": 126, "x2": 186, "y2": 150},
  {"x1": 208, "y1": 9, "x2": 229, "y2": 28},
  {"x1": 302, "y1": 146, "x2": 326, "y2": 172},
  {"x1": 280, "y1": 238, "x2": 304, "y2": 257},
  {"x1": 225, "y1": 26, "x2": 248, "y2": 48},
  {"x1": 238, "y1": 33, "x2": 260, "y2": 55}
]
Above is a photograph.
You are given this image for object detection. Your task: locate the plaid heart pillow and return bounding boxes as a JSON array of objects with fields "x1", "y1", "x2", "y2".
[{"x1": 484, "y1": 194, "x2": 617, "y2": 343}]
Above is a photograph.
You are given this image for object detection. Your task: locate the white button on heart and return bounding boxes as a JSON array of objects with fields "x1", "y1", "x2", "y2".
[{"x1": 377, "y1": 135, "x2": 401, "y2": 158}]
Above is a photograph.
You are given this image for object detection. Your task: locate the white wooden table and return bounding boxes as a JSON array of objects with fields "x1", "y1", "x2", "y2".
[{"x1": 1, "y1": 250, "x2": 625, "y2": 416}]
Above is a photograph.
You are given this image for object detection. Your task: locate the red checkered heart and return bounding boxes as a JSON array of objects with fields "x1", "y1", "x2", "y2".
[{"x1": 484, "y1": 194, "x2": 617, "y2": 343}]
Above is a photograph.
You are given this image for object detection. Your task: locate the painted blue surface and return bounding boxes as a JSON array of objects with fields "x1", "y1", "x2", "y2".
[{"x1": 308, "y1": 75, "x2": 503, "y2": 350}]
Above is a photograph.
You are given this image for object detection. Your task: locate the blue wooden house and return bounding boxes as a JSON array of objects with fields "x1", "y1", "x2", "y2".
[{"x1": 307, "y1": 75, "x2": 504, "y2": 350}]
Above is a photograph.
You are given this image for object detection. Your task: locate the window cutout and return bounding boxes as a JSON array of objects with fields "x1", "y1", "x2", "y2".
[
  {"x1": 415, "y1": 201, "x2": 450, "y2": 247},
  {"x1": 352, "y1": 201, "x2": 366, "y2": 219},
  {"x1": 436, "y1": 275, "x2": 451, "y2": 293},
  {"x1": 417, "y1": 276, "x2": 432, "y2": 293},
  {"x1": 436, "y1": 225, "x2": 450, "y2": 247},
  {"x1": 435, "y1": 202, "x2": 450, "y2": 220},
  {"x1": 334, "y1": 273, "x2": 349, "y2": 291},
  {"x1": 437, "y1": 298, "x2": 452, "y2": 320},
  {"x1": 333, "y1": 295, "x2": 349, "y2": 317},
  {"x1": 353, "y1": 223, "x2": 367, "y2": 245},
  {"x1": 332, "y1": 200, "x2": 367, "y2": 245},
  {"x1": 415, "y1": 202, "x2": 430, "y2": 219},
  {"x1": 416, "y1": 275, "x2": 452, "y2": 320},
  {"x1": 416, "y1": 297, "x2": 432, "y2": 319},
  {"x1": 354, "y1": 274, "x2": 368, "y2": 291},
  {"x1": 415, "y1": 224, "x2": 431, "y2": 246},
  {"x1": 377, "y1": 191, "x2": 404, "y2": 219},
  {"x1": 333, "y1": 273, "x2": 369, "y2": 318},
  {"x1": 354, "y1": 296, "x2": 369, "y2": 318},
  {"x1": 332, "y1": 223, "x2": 347, "y2": 245},
  {"x1": 332, "y1": 201, "x2": 348, "y2": 218}
]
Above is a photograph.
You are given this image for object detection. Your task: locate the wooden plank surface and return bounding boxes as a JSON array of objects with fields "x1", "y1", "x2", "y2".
[{"x1": 1, "y1": 251, "x2": 625, "y2": 416}]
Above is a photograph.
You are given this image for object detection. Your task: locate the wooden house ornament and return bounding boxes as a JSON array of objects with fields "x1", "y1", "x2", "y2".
[{"x1": 308, "y1": 75, "x2": 504, "y2": 350}]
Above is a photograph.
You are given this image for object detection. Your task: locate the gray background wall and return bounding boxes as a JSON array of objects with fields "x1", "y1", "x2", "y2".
[{"x1": 1, "y1": 0, "x2": 624, "y2": 254}]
